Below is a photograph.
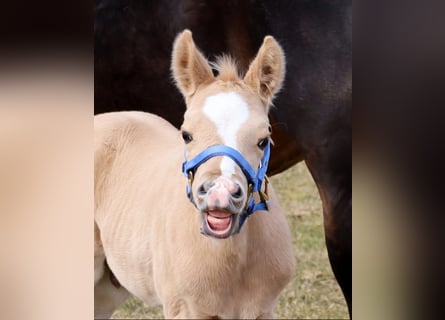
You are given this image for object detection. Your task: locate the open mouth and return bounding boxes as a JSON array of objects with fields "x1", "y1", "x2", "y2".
[{"x1": 202, "y1": 210, "x2": 235, "y2": 239}]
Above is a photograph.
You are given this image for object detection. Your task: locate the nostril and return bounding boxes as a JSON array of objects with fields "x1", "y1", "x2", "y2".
[
  {"x1": 197, "y1": 181, "x2": 214, "y2": 196},
  {"x1": 232, "y1": 185, "x2": 243, "y2": 199},
  {"x1": 197, "y1": 184, "x2": 207, "y2": 196}
]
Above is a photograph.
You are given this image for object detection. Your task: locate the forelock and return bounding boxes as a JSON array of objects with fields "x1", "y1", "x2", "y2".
[{"x1": 210, "y1": 55, "x2": 241, "y2": 82}]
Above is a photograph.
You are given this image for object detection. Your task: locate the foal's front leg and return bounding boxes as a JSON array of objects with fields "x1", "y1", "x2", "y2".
[
  {"x1": 257, "y1": 310, "x2": 275, "y2": 319},
  {"x1": 163, "y1": 299, "x2": 191, "y2": 319},
  {"x1": 163, "y1": 299, "x2": 219, "y2": 319},
  {"x1": 94, "y1": 264, "x2": 130, "y2": 319}
]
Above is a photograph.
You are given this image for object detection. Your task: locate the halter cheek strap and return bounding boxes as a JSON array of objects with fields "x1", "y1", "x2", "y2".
[{"x1": 182, "y1": 142, "x2": 271, "y2": 231}]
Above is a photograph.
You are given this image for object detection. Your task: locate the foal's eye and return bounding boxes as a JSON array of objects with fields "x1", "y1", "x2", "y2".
[
  {"x1": 257, "y1": 138, "x2": 269, "y2": 150},
  {"x1": 181, "y1": 131, "x2": 193, "y2": 144}
]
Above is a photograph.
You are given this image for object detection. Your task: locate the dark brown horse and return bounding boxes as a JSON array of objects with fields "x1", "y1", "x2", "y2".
[{"x1": 95, "y1": 0, "x2": 351, "y2": 316}]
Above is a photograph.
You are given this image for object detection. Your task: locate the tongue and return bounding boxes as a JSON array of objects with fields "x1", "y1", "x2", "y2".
[{"x1": 207, "y1": 211, "x2": 232, "y2": 231}]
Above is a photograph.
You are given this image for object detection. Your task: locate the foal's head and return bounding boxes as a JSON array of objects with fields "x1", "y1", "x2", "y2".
[{"x1": 172, "y1": 30, "x2": 285, "y2": 239}]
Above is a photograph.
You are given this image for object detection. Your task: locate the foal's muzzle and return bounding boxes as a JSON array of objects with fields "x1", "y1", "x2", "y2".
[
  {"x1": 196, "y1": 176, "x2": 245, "y2": 210},
  {"x1": 195, "y1": 176, "x2": 247, "y2": 238},
  {"x1": 182, "y1": 143, "x2": 271, "y2": 238}
]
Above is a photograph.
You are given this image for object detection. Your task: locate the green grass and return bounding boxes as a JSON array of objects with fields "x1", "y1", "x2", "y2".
[{"x1": 111, "y1": 163, "x2": 349, "y2": 319}]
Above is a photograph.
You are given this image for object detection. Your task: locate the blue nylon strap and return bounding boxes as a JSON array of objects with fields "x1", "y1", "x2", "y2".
[
  {"x1": 238, "y1": 198, "x2": 268, "y2": 230},
  {"x1": 183, "y1": 145, "x2": 258, "y2": 188},
  {"x1": 254, "y1": 140, "x2": 270, "y2": 192},
  {"x1": 182, "y1": 142, "x2": 271, "y2": 232}
]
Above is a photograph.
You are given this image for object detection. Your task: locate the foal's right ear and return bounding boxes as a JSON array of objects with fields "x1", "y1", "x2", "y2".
[
  {"x1": 243, "y1": 36, "x2": 285, "y2": 108},
  {"x1": 171, "y1": 30, "x2": 214, "y2": 100}
]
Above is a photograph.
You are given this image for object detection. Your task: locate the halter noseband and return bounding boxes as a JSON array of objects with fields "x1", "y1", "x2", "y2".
[{"x1": 182, "y1": 142, "x2": 271, "y2": 232}]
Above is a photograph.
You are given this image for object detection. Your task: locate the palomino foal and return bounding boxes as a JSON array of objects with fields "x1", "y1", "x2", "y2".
[{"x1": 94, "y1": 30, "x2": 295, "y2": 319}]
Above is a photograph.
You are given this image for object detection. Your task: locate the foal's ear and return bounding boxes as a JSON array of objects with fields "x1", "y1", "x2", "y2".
[
  {"x1": 243, "y1": 36, "x2": 285, "y2": 107},
  {"x1": 171, "y1": 30, "x2": 214, "y2": 99}
]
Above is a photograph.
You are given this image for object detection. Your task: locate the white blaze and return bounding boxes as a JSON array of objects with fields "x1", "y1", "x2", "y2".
[{"x1": 202, "y1": 92, "x2": 249, "y2": 177}]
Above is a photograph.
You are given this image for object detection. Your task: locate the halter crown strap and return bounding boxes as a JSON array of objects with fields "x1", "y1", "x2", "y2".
[{"x1": 182, "y1": 142, "x2": 271, "y2": 231}]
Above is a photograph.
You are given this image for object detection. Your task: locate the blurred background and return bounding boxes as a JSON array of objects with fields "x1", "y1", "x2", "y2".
[{"x1": 1, "y1": 0, "x2": 445, "y2": 319}]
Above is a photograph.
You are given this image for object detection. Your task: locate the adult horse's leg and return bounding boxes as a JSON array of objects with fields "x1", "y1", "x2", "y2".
[{"x1": 305, "y1": 146, "x2": 352, "y2": 317}]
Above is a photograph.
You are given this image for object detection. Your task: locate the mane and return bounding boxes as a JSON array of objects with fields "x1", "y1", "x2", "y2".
[{"x1": 210, "y1": 55, "x2": 242, "y2": 82}]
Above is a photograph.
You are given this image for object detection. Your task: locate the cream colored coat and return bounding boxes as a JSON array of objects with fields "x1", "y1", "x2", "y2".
[{"x1": 94, "y1": 30, "x2": 295, "y2": 319}]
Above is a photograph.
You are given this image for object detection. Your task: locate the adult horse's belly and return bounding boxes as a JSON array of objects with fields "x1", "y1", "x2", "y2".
[{"x1": 268, "y1": 121, "x2": 304, "y2": 175}]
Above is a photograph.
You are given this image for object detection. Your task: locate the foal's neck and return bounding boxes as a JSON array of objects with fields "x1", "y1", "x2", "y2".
[{"x1": 202, "y1": 224, "x2": 250, "y2": 263}]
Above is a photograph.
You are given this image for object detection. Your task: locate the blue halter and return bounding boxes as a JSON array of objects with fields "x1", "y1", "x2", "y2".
[{"x1": 182, "y1": 142, "x2": 271, "y2": 231}]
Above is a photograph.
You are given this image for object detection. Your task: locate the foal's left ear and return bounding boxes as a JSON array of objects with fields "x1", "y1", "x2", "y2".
[
  {"x1": 244, "y1": 36, "x2": 285, "y2": 108},
  {"x1": 171, "y1": 29, "x2": 214, "y2": 100}
]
